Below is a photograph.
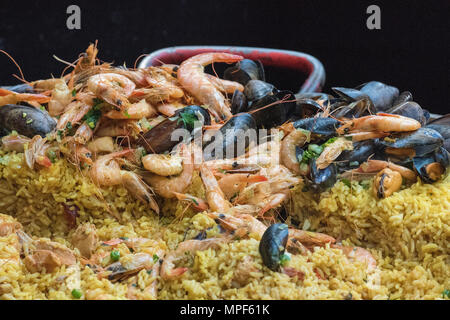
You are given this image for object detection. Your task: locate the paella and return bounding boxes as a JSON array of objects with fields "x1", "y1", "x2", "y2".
[{"x1": 0, "y1": 44, "x2": 448, "y2": 300}]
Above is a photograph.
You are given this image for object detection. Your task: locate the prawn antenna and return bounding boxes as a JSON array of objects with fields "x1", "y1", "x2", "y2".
[
  {"x1": 0, "y1": 49, "x2": 29, "y2": 85},
  {"x1": 134, "y1": 53, "x2": 149, "y2": 69}
]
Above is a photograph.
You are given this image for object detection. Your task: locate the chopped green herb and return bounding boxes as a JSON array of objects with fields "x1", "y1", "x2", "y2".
[
  {"x1": 22, "y1": 112, "x2": 27, "y2": 118},
  {"x1": 147, "y1": 270, "x2": 153, "y2": 275},
  {"x1": 71, "y1": 89, "x2": 77, "y2": 97},
  {"x1": 40, "y1": 106, "x2": 46, "y2": 111},
  {"x1": 47, "y1": 150, "x2": 57, "y2": 163},
  {"x1": 153, "y1": 254, "x2": 159, "y2": 263},
  {"x1": 177, "y1": 111, "x2": 198, "y2": 130},
  {"x1": 308, "y1": 144, "x2": 323, "y2": 155},
  {"x1": 83, "y1": 107, "x2": 102, "y2": 129},
  {"x1": 71, "y1": 289, "x2": 82, "y2": 299},
  {"x1": 26, "y1": 119, "x2": 33, "y2": 124},
  {"x1": 442, "y1": 289, "x2": 450, "y2": 298},
  {"x1": 279, "y1": 253, "x2": 291, "y2": 267},
  {"x1": 190, "y1": 197, "x2": 199, "y2": 205},
  {"x1": 110, "y1": 250, "x2": 120, "y2": 262},
  {"x1": 341, "y1": 178, "x2": 352, "y2": 188},
  {"x1": 123, "y1": 109, "x2": 131, "y2": 119},
  {"x1": 322, "y1": 137, "x2": 338, "y2": 148},
  {"x1": 119, "y1": 237, "x2": 129, "y2": 241},
  {"x1": 66, "y1": 122, "x2": 73, "y2": 130}
]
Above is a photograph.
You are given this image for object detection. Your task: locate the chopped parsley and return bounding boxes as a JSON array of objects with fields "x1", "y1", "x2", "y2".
[
  {"x1": 177, "y1": 111, "x2": 198, "y2": 130},
  {"x1": 442, "y1": 289, "x2": 450, "y2": 298},
  {"x1": 22, "y1": 112, "x2": 27, "y2": 118},
  {"x1": 153, "y1": 254, "x2": 159, "y2": 263},
  {"x1": 26, "y1": 119, "x2": 33, "y2": 124},
  {"x1": 71, "y1": 89, "x2": 77, "y2": 97},
  {"x1": 83, "y1": 107, "x2": 102, "y2": 129},
  {"x1": 279, "y1": 253, "x2": 291, "y2": 267},
  {"x1": 147, "y1": 270, "x2": 153, "y2": 275},
  {"x1": 47, "y1": 150, "x2": 57, "y2": 163},
  {"x1": 123, "y1": 109, "x2": 131, "y2": 118},
  {"x1": 341, "y1": 178, "x2": 352, "y2": 188}
]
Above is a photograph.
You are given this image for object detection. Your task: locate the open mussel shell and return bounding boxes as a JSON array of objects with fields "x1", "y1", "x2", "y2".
[
  {"x1": 309, "y1": 158, "x2": 337, "y2": 190},
  {"x1": 136, "y1": 105, "x2": 210, "y2": 154},
  {"x1": 413, "y1": 148, "x2": 448, "y2": 184},
  {"x1": 203, "y1": 113, "x2": 256, "y2": 160},
  {"x1": 230, "y1": 90, "x2": 248, "y2": 114},
  {"x1": 357, "y1": 81, "x2": 399, "y2": 112},
  {"x1": 259, "y1": 223, "x2": 289, "y2": 271},
  {"x1": 293, "y1": 117, "x2": 340, "y2": 137},
  {"x1": 331, "y1": 98, "x2": 375, "y2": 119},
  {"x1": 248, "y1": 90, "x2": 296, "y2": 129},
  {"x1": 386, "y1": 101, "x2": 427, "y2": 126},
  {"x1": 293, "y1": 98, "x2": 324, "y2": 119},
  {"x1": 379, "y1": 128, "x2": 443, "y2": 157},
  {"x1": 244, "y1": 80, "x2": 275, "y2": 102},
  {"x1": 337, "y1": 140, "x2": 379, "y2": 167},
  {"x1": 392, "y1": 91, "x2": 413, "y2": 106},
  {"x1": 0, "y1": 105, "x2": 56, "y2": 138},
  {"x1": 223, "y1": 59, "x2": 265, "y2": 86},
  {"x1": 426, "y1": 115, "x2": 450, "y2": 152}
]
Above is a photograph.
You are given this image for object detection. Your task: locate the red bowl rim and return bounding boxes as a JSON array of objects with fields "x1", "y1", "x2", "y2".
[{"x1": 138, "y1": 45, "x2": 325, "y2": 94}]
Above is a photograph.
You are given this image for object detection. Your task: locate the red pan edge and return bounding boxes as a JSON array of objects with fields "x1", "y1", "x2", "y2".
[{"x1": 138, "y1": 46, "x2": 326, "y2": 94}]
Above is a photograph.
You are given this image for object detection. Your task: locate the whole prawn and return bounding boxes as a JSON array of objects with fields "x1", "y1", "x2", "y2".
[{"x1": 177, "y1": 52, "x2": 243, "y2": 120}]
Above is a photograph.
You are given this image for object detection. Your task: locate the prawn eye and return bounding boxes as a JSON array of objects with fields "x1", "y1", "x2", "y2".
[{"x1": 116, "y1": 99, "x2": 122, "y2": 106}]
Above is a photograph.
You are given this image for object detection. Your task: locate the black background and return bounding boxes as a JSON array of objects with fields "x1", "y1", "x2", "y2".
[{"x1": 0, "y1": 0, "x2": 448, "y2": 114}]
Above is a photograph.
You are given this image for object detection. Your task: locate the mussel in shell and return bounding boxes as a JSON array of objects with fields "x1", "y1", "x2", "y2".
[
  {"x1": 357, "y1": 81, "x2": 399, "y2": 112},
  {"x1": 293, "y1": 117, "x2": 340, "y2": 138},
  {"x1": 0, "y1": 105, "x2": 56, "y2": 138},
  {"x1": 244, "y1": 80, "x2": 275, "y2": 102},
  {"x1": 136, "y1": 105, "x2": 210, "y2": 154},
  {"x1": 223, "y1": 59, "x2": 265, "y2": 86},
  {"x1": 259, "y1": 223, "x2": 289, "y2": 271},
  {"x1": 426, "y1": 114, "x2": 450, "y2": 152},
  {"x1": 379, "y1": 128, "x2": 443, "y2": 158},
  {"x1": 413, "y1": 149, "x2": 448, "y2": 184},
  {"x1": 386, "y1": 101, "x2": 427, "y2": 126},
  {"x1": 248, "y1": 90, "x2": 296, "y2": 129},
  {"x1": 230, "y1": 90, "x2": 248, "y2": 114},
  {"x1": 309, "y1": 158, "x2": 337, "y2": 190},
  {"x1": 203, "y1": 113, "x2": 257, "y2": 160}
]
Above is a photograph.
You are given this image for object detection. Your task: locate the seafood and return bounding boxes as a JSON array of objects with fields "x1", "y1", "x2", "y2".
[
  {"x1": 337, "y1": 114, "x2": 421, "y2": 135},
  {"x1": 144, "y1": 144, "x2": 193, "y2": 199},
  {"x1": 47, "y1": 78, "x2": 73, "y2": 116},
  {"x1": 177, "y1": 52, "x2": 243, "y2": 120},
  {"x1": 223, "y1": 59, "x2": 265, "y2": 85},
  {"x1": 200, "y1": 164, "x2": 231, "y2": 212},
  {"x1": 373, "y1": 168, "x2": 403, "y2": 198},
  {"x1": 87, "y1": 73, "x2": 135, "y2": 110},
  {"x1": 90, "y1": 150, "x2": 159, "y2": 213},
  {"x1": 0, "y1": 105, "x2": 56, "y2": 138},
  {"x1": 142, "y1": 153, "x2": 183, "y2": 177}
]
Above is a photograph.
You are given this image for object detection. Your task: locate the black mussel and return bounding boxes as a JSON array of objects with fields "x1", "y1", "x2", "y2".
[
  {"x1": 230, "y1": 90, "x2": 248, "y2": 114},
  {"x1": 413, "y1": 151, "x2": 447, "y2": 184},
  {"x1": 357, "y1": 81, "x2": 399, "y2": 112},
  {"x1": 259, "y1": 223, "x2": 289, "y2": 271},
  {"x1": 203, "y1": 113, "x2": 256, "y2": 160},
  {"x1": 427, "y1": 113, "x2": 450, "y2": 126},
  {"x1": 392, "y1": 91, "x2": 413, "y2": 106},
  {"x1": 386, "y1": 101, "x2": 426, "y2": 126},
  {"x1": 309, "y1": 158, "x2": 337, "y2": 190},
  {"x1": 248, "y1": 90, "x2": 296, "y2": 129},
  {"x1": 337, "y1": 140, "x2": 378, "y2": 165},
  {"x1": 379, "y1": 128, "x2": 443, "y2": 157},
  {"x1": 427, "y1": 114, "x2": 450, "y2": 151},
  {"x1": 435, "y1": 147, "x2": 450, "y2": 168},
  {"x1": 0, "y1": 105, "x2": 56, "y2": 138},
  {"x1": 423, "y1": 109, "x2": 431, "y2": 123},
  {"x1": 244, "y1": 80, "x2": 275, "y2": 102},
  {"x1": 223, "y1": 59, "x2": 265, "y2": 86},
  {"x1": 331, "y1": 98, "x2": 375, "y2": 118},
  {"x1": 332, "y1": 87, "x2": 370, "y2": 103},
  {"x1": 1, "y1": 84, "x2": 35, "y2": 94},
  {"x1": 293, "y1": 98, "x2": 324, "y2": 119},
  {"x1": 295, "y1": 92, "x2": 333, "y2": 103},
  {"x1": 137, "y1": 105, "x2": 210, "y2": 154},
  {"x1": 293, "y1": 117, "x2": 340, "y2": 137}
]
